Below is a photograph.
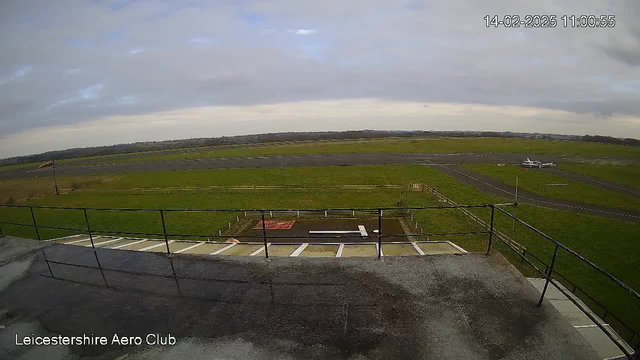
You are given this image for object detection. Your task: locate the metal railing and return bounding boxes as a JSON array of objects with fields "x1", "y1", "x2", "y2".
[
  {"x1": 1, "y1": 201, "x2": 637, "y2": 359},
  {"x1": 0, "y1": 204, "x2": 502, "y2": 260},
  {"x1": 491, "y1": 206, "x2": 640, "y2": 359}
]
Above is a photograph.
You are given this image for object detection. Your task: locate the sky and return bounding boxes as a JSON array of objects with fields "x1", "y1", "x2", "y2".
[{"x1": 1, "y1": 0, "x2": 639, "y2": 158}]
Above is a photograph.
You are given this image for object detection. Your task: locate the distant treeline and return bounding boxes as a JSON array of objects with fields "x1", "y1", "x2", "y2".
[{"x1": 1, "y1": 130, "x2": 638, "y2": 166}]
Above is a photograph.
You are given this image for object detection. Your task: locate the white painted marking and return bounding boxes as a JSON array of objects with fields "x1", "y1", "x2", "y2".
[
  {"x1": 309, "y1": 230, "x2": 361, "y2": 234},
  {"x1": 92, "y1": 238, "x2": 124, "y2": 247},
  {"x1": 250, "y1": 244, "x2": 270, "y2": 256},
  {"x1": 358, "y1": 225, "x2": 368, "y2": 237},
  {"x1": 139, "y1": 240, "x2": 174, "y2": 251},
  {"x1": 574, "y1": 324, "x2": 607, "y2": 329},
  {"x1": 64, "y1": 237, "x2": 93, "y2": 245},
  {"x1": 412, "y1": 242, "x2": 426, "y2": 256},
  {"x1": 111, "y1": 239, "x2": 147, "y2": 249},
  {"x1": 211, "y1": 243, "x2": 237, "y2": 255},
  {"x1": 336, "y1": 244, "x2": 345, "y2": 257},
  {"x1": 290, "y1": 243, "x2": 309, "y2": 257},
  {"x1": 48, "y1": 234, "x2": 84, "y2": 243},
  {"x1": 446, "y1": 241, "x2": 468, "y2": 254},
  {"x1": 175, "y1": 242, "x2": 205, "y2": 254}
]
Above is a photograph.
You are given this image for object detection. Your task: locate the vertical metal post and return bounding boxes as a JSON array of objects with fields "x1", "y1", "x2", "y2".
[
  {"x1": 84, "y1": 209, "x2": 95, "y2": 249},
  {"x1": 41, "y1": 249, "x2": 54, "y2": 277},
  {"x1": 261, "y1": 211, "x2": 269, "y2": 258},
  {"x1": 30, "y1": 206, "x2": 41, "y2": 241},
  {"x1": 512, "y1": 176, "x2": 518, "y2": 230},
  {"x1": 160, "y1": 210, "x2": 170, "y2": 255},
  {"x1": 487, "y1": 205, "x2": 495, "y2": 254},
  {"x1": 377, "y1": 208, "x2": 382, "y2": 260},
  {"x1": 537, "y1": 244, "x2": 560, "y2": 307},
  {"x1": 0, "y1": 225, "x2": 4, "y2": 237},
  {"x1": 52, "y1": 161, "x2": 59, "y2": 195}
]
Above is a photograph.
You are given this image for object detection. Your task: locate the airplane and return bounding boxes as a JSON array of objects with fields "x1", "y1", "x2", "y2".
[{"x1": 521, "y1": 158, "x2": 556, "y2": 168}]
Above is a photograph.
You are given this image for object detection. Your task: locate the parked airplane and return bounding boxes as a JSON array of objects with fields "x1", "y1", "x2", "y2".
[{"x1": 521, "y1": 158, "x2": 556, "y2": 168}]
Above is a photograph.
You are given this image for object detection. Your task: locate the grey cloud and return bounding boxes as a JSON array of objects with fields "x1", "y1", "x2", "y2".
[{"x1": 0, "y1": 0, "x2": 639, "y2": 141}]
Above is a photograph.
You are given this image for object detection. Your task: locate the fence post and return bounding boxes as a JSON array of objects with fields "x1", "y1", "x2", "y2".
[
  {"x1": 83, "y1": 209, "x2": 95, "y2": 249},
  {"x1": 41, "y1": 249, "x2": 54, "y2": 277},
  {"x1": 537, "y1": 244, "x2": 560, "y2": 307},
  {"x1": 261, "y1": 210, "x2": 269, "y2": 259},
  {"x1": 29, "y1": 206, "x2": 41, "y2": 241},
  {"x1": 487, "y1": 205, "x2": 495, "y2": 254},
  {"x1": 377, "y1": 208, "x2": 382, "y2": 260},
  {"x1": 160, "y1": 210, "x2": 171, "y2": 255}
]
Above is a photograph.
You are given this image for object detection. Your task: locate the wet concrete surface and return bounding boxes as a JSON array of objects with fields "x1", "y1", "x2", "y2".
[
  {"x1": 0, "y1": 241, "x2": 600, "y2": 359},
  {"x1": 0, "y1": 152, "x2": 612, "y2": 180},
  {"x1": 432, "y1": 164, "x2": 640, "y2": 222}
]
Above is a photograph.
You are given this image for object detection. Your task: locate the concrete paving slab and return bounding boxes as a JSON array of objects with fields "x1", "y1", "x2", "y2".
[
  {"x1": 300, "y1": 244, "x2": 338, "y2": 257},
  {"x1": 217, "y1": 244, "x2": 263, "y2": 256},
  {"x1": 180, "y1": 242, "x2": 229, "y2": 255},
  {"x1": 382, "y1": 243, "x2": 419, "y2": 256},
  {"x1": 118, "y1": 239, "x2": 156, "y2": 250},
  {"x1": 576, "y1": 326, "x2": 628, "y2": 359},
  {"x1": 265, "y1": 245, "x2": 299, "y2": 257},
  {"x1": 99, "y1": 238, "x2": 140, "y2": 249},
  {"x1": 341, "y1": 244, "x2": 377, "y2": 257},
  {"x1": 417, "y1": 242, "x2": 462, "y2": 254}
]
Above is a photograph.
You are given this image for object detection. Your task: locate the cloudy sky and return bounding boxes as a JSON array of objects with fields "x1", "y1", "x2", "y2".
[{"x1": 1, "y1": 0, "x2": 639, "y2": 157}]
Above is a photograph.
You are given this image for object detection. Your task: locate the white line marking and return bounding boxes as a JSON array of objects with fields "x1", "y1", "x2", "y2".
[
  {"x1": 64, "y1": 237, "x2": 92, "y2": 245},
  {"x1": 446, "y1": 241, "x2": 468, "y2": 254},
  {"x1": 412, "y1": 242, "x2": 426, "y2": 255},
  {"x1": 139, "y1": 240, "x2": 174, "y2": 251},
  {"x1": 309, "y1": 230, "x2": 361, "y2": 234},
  {"x1": 358, "y1": 225, "x2": 368, "y2": 237},
  {"x1": 573, "y1": 324, "x2": 608, "y2": 329},
  {"x1": 111, "y1": 239, "x2": 147, "y2": 249},
  {"x1": 48, "y1": 234, "x2": 84, "y2": 243},
  {"x1": 92, "y1": 238, "x2": 124, "y2": 247},
  {"x1": 336, "y1": 244, "x2": 344, "y2": 257},
  {"x1": 290, "y1": 243, "x2": 309, "y2": 257},
  {"x1": 250, "y1": 244, "x2": 270, "y2": 256},
  {"x1": 211, "y1": 242, "x2": 237, "y2": 255},
  {"x1": 175, "y1": 242, "x2": 205, "y2": 254}
]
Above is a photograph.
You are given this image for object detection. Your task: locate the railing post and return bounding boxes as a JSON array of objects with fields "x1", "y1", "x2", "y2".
[
  {"x1": 537, "y1": 244, "x2": 560, "y2": 307},
  {"x1": 261, "y1": 210, "x2": 269, "y2": 259},
  {"x1": 41, "y1": 249, "x2": 54, "y2": 277},
  {"x1": 84, "y1": 209, "x2": 95, "y2": 249},
  {"x1": 377, "y1": 208, "x2": 382, "y2": 260},
  {"x1": 487, "y1": 205, "x2": 495, "y2": 254},
  {"x1": 30, "y1": 206, "x2": 41, "y2": 241},
  {"x1": 160, "y1": 210, "x2": 170, "y2": 255}
]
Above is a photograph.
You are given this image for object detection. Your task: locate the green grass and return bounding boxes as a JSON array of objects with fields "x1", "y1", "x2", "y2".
[
  {"x1": 85, "y1": 137, "x2": 640, "y2": 166},
  {"x1": 0, "y1": 164, "x2": 638, "y2": 338},
  {"x1": 559, "y1": 163, "x2": 640, "y2": 189},
  {"x1": 463, "y1": 164, "x2": 640, "y2": 212}
]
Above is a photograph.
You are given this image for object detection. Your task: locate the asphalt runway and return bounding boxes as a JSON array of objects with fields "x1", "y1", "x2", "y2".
[
  {"x1": 431, "y1": 163, "x2": 640, "y2": 222},
  {"x1": 0, "y1": 152, "x2": 605, "y2": 180}
]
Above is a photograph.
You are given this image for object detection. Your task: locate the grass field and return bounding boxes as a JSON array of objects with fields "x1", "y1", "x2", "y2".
[
  {"x1": 0, "y1": 164, "x2": 639, "y2": 338},
  {"x1": 4, "y1": 137, "x2": 637, "y2": 172},
  {"x1": 463, "y1": 164, "x2": 640, "y2": 212},
  {"x1": 559, "y1": 163, "x2": 640, "y2": 188},
  {"x1": 91, "y1": 137, "x2": 640, "y2": 165}
]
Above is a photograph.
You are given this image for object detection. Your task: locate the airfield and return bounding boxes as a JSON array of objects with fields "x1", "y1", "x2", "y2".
[{"x1": 1, "y1": 137, "x2": 639, "y2": 359}]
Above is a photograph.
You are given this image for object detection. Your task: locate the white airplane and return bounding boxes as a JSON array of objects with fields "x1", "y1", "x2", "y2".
[{"x1": 521, "y1": 158, "x2": 556, "y2": 168}]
